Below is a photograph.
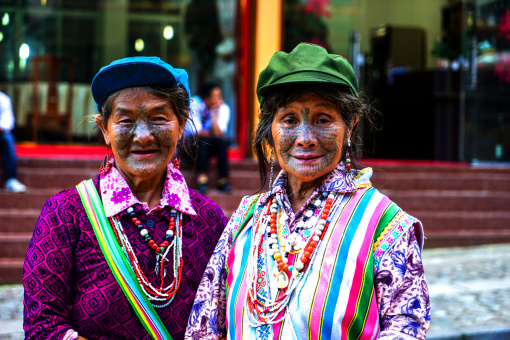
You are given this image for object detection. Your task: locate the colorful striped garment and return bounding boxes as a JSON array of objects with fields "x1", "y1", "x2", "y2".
[{"x1": 186, "y1": 163, "x2": 430, "y2": 340}]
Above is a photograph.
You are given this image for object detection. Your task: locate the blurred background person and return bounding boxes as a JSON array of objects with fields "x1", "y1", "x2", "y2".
[
  {"x1": 0, "y1": 91, "x2": 26, "y2": 193},
  {"x1": 187, "y1": 82, "x2": 231, "y2": 194}
]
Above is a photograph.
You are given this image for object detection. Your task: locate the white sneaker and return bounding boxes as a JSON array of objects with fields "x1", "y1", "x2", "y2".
[{"x1": 5, "y1": 178, "x2": 26, "y2": 193}]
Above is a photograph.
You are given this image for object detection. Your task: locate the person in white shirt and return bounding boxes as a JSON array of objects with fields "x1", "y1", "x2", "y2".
[
  {"x1": 186, "y1": 83, "x2": 231, "y2": 194},
  {"x1": 0, "y1": 91, "x2": 26, "y2": 193}
]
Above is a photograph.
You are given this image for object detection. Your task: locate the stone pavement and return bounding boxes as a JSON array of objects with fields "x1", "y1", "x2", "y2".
[
  {"x1": 423, "y1": 243, "x2": 510, "y2": 340},
  {"x1": 0, "y1": 243, "x2": 509, "y2": 340}
]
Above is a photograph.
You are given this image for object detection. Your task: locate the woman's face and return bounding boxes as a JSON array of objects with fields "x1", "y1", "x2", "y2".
[
  {"x1": 98, "y1": 87, "x2": 184, "y2": 184},
  {"x1": 271, "y1": 94, "x2": 353, "y2": 186}
]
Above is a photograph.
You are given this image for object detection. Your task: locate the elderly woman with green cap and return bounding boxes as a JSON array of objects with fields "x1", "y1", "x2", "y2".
[
  {"x1": 23, "y1": 57, "x2": 227, "y2": 340},
  {"x1": 186, "y1": 43, "x2": 430, "y2": 340}
]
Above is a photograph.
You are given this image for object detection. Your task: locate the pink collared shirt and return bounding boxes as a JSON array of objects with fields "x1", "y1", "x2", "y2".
[{"x1": 100, "y1": 157, "x2": 197, "y2": 217}]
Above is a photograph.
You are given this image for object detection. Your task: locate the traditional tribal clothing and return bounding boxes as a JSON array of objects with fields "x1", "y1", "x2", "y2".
[
  {"x1": 23, "y1": 161, "x2": 227, "y2": 339},
  {"x1": 185, "y1": 163, "x2": 430, "y2": 340}
]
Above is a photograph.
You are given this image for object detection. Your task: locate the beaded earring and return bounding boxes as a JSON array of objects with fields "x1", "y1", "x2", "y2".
[
  {"x1": 99, "y1": 146, "x2": 112, "y2": 175},
  {"x1": 269, "y1": 150, "x2": 274, "y2": 189},
  {"x1": 346, "y1": 139, "x2": 352, "y2": 173},
  {"x1": 173, "y1": 157, "x2": 181, "y2": 170},
  {"x1": 346, "y1": 139, "x2": 354, "y2": 186}
]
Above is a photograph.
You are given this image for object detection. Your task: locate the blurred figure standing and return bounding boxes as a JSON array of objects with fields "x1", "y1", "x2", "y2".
[
  {"x1": 0, "y1": 91, "x2": 26, "y2": 193},
  {"x1": 188, "y1": 83, "x2": 231, "y2": 194}
]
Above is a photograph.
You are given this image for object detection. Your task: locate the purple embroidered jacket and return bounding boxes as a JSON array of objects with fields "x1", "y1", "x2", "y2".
[{"x1": 23, "y1": 163, "x2": 227, "y2": 340}]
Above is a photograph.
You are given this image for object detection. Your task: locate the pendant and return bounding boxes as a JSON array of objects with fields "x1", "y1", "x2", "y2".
[
  {"x1": 155, "y1": 253, "x2": 169, "y2": 278},
  {"x1": 276, "y1": 271, "x2": 289, "y2": 289}
]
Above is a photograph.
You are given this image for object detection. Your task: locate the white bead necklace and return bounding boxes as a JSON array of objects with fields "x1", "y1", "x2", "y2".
[
  {"x1": 244, "y1": 191, "x2": 340, "y2": 326},
  {"x1": 110, "y1": 208, "x2": 184, "y2": 308}
]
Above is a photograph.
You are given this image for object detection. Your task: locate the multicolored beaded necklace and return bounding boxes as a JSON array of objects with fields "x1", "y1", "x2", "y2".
[
  {"x1": 245, "y1": 190, "x2": 339, "y2": 326},
  {"x1": 109, "y1": 207, "x2": 183, "y2": 308}
]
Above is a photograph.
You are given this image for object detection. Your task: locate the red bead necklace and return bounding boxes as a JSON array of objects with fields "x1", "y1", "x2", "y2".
[
  {"x1": 109, "y1": 207, "x2": 184, "y2": 308},
  {"x1": 245, "y1": 191, "x2": 337, "y2": 325}
]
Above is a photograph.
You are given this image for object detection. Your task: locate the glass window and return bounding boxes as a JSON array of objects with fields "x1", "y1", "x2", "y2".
[
  {"x1": 464, "y1": 0, "x2": 510, "y2": 162},
  {"x1": 0, "y1": 0, "x2": 238, "y2": 144}
]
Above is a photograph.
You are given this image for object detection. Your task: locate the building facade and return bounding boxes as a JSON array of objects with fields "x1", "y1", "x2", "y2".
[{"x1": 0, "y1": 0, "x2": 508, "y2": 162}]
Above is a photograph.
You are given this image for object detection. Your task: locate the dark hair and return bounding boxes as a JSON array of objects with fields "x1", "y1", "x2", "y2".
[
  {"x1": 253, "y1": 82, "x2": 374, "y2": 188},
  {"x1": 199, "y1": 82, "x2": 221, "y2": 99},
  {"x1": 96, "y1": 84, "x2": 196, "y2": 158}
]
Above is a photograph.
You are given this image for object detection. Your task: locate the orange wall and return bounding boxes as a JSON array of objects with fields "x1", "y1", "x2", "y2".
[{"x1": 251, "y1": 0, "x2": 282, "y2": 137}]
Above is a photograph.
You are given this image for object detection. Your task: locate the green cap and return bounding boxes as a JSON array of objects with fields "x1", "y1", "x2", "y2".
[{"x1": 256, "y1": 43, "x2": 358, "y2": 103}]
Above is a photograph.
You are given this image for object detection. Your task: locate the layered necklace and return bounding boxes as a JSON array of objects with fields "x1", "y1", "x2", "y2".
[
  {"x1": 109, "y1": 207, "x2": 183, "y2": 308},
  {"x1": 245, "y1": 190, "x2": 339, "y2": 326}
]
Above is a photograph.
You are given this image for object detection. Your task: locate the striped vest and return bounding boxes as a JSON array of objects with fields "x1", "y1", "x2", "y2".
[{"x1": 224, "y1": 187, "x2": 420, "y2": 340}]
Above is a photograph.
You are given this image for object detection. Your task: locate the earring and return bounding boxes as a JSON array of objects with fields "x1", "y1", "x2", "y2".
[
  {"x1": 345, "y1": 140, "x2": 354, "y2": 186},
  {"x1": 269, "y1": 150, "x2": 274, "y2": 190},
  {"x1": 99, "y1": 145, "x2": 112, "y2": 175},
  {"x1": 173, "y1": 157, "x2": 181, "y2": 170},
  {"x1": 346, "y1": 140, "x2": 352, "y2": 172}
]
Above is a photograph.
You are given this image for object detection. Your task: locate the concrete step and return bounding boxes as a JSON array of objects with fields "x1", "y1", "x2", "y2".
[
  {"x1": 0, "y1": 189, "x2": 59, "y2": 210},
  {"x1": 417, "y1": 211, "x2": 510, "y2": 231},
  {"x1": 15, "y1": 167, "x2": 264, "y2": 192},
  {"x1": 364, "y1": 162, "x2": 510, "y2": 174},
  {"x1": 16, "y1": 168, "x2": 99, "y2": 189},
  {"x1": 371, "y1": 172, "x2": 510, "y2": 191},
  {"x1": 192, "y1": 170, "x2": 510, "y2": 193},
  {"x1": 14, "y1": 157, "x2": 510, "y2": 174},
  {"x1": 0, "y1": 233, "x2": 31, "y2": 258},
  {"x1": 424, "y1": 230, "x2": 510, "y2": 249},
  {"x1": 381, "y1": 190, "x2": 510, "y2": 213},
  {"x1": 0, "y1": 209, "x2": 40, "y2": 233},
  {"x1": 0, "y1": 258, "x2": 24, "y2": 284},
  {"x1": 15, "y1": 157, "x2": 263, "y2": 171},
  {"x1": 206, "y1": 189, "x2": 510, "y2": 215},
  {"x1": 16, "y1": 158, "x2": 101, "y2": 169}
]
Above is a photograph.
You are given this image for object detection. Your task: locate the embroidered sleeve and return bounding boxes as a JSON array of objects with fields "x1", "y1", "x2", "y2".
[
  {"x1": 185, "y1": 195, "x2": 257, "y2": 340},
  {"x1": 375, "y1": 220, "x2": 431, "y2": 340},
  {"x1": 23, "y1": 192, "x2": 78, "y2": 340}
]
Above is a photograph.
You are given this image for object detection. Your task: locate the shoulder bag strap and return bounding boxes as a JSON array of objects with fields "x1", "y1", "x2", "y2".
[{"x1": 76, "y1": 179, "x2": 173, "y2": 340}]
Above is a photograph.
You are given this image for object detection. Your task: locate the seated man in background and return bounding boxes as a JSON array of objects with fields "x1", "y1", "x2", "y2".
[
  {"x1": 187, "y1": 83, "x2": 231, "y2": 194},
  {"x1": 0, "y1": 91, "x2": 26, "y2": 193}
]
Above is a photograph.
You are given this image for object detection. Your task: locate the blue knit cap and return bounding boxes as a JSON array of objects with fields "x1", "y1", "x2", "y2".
[{"x1": 91, "y1": 56, "x2": 190, "y2": 112}]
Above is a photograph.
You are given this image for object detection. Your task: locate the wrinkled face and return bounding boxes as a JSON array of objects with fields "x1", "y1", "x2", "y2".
[
  {"x1": 271, "y1": 94, "x2": 352, "y2": 185},
  {"x1": 98, "y1": 87, "x2": 184, "y2": 183}
]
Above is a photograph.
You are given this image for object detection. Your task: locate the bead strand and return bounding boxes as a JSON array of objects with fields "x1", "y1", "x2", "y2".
[
  {"x1": 109, "y1": 207, "x2": 184, "y2": 308},
  {"x1": 245, "y1": 192, "x2": 340, "y2": 327}
]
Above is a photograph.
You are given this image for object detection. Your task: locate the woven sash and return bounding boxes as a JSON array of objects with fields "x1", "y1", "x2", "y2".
[{"x1": 76, "y1": 179, "x2": 173, "y2": 340}]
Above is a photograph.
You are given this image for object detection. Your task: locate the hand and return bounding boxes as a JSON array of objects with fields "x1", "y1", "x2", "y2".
[{"x1": 210, "y1": 109, "x2": 218, "y2": 122}]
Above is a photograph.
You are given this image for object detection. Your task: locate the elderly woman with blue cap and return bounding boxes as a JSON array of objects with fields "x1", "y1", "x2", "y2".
[
  {"x1": 23, "y1": 57, "x2": 227, "y2": 340},
  {"x1": 186, "y1": 43, "x2": 430, "y2": 340}
]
